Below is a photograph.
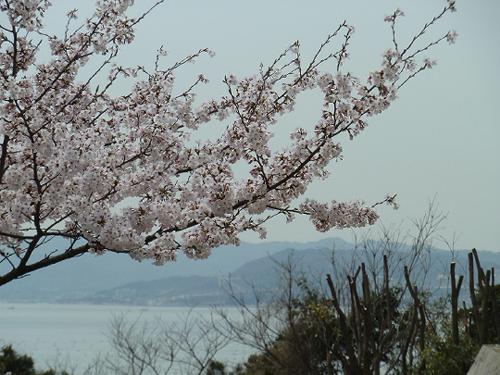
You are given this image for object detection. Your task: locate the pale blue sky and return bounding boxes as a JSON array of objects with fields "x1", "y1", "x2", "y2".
[{"x1": 45, "y1": 1, "x2": 499, "y2": 250}]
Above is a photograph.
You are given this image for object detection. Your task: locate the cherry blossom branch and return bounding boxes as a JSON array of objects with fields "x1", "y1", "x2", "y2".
[
  {"x1": 400, "y1": 1, "x2": 455, "y2": 58},
  {"x1": 0, "y1": 134, "x2": 8, "y2": 184},
  {"x1": 0, "y1": 243, "x2": 91, "y2": 287},
  {"x1": 0, "y1": 0, "x2": 457, "y2": 278}
]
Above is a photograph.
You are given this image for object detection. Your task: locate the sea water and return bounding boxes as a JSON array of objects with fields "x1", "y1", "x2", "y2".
[{"x1": 0, "y1": 303, "x2": 255, "y2": 373}]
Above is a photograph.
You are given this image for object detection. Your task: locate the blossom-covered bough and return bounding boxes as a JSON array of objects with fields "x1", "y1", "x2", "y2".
[{"x1": 0, "y1": 0, "x2": 457, "y2": 286}]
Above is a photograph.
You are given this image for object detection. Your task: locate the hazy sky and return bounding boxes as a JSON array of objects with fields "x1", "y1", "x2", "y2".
[{"x1": 45, "y1": 1, "x2": 499, "y2": 251}]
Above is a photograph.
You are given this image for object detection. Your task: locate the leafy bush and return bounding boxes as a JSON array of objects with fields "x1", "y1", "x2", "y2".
[{"x1": 0, "y1": 345, "x2": 67, "y2": 375}]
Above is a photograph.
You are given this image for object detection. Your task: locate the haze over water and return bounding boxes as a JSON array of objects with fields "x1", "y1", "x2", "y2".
[{"x1": 0, "y1": 303, "x2": 253, "y2": 373}]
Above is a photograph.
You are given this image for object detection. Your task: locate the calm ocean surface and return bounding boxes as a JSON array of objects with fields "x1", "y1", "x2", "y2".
[{"x1": 0, "y1": 303, "x2": 255, "y2": 373}]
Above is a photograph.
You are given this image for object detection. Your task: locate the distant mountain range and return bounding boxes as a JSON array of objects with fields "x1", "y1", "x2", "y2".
[{"x1": 0, "y1": 238, "x2": 498, "y2": 306}]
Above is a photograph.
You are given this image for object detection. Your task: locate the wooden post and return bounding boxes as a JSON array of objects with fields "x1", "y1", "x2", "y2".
[{"x1": 450, "y1": 262, "x2": 464, "y2": 344}]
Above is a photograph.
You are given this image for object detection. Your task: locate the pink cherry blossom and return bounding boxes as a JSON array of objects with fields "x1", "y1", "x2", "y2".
[{"x1": 0, "y1": 1, "x2": 456, "y2": 285}]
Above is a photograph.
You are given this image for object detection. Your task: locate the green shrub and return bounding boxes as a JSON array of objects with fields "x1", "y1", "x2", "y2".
[{"x1": 0, "y1": 345, "x2": 67, "y2": 375}]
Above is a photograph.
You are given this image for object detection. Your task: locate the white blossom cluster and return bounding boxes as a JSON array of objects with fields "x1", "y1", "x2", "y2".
[{"x1": 0, "y1": 1, "x2": 456, "y2": 274}]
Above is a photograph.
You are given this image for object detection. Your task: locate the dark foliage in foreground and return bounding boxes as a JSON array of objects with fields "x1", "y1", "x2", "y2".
[
  {"x1": 0, "y1": 345, "x2": 68, "y2": 375},
  {"x1": 217, "y1": 248, "x2": 499, "y2": 375}
]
